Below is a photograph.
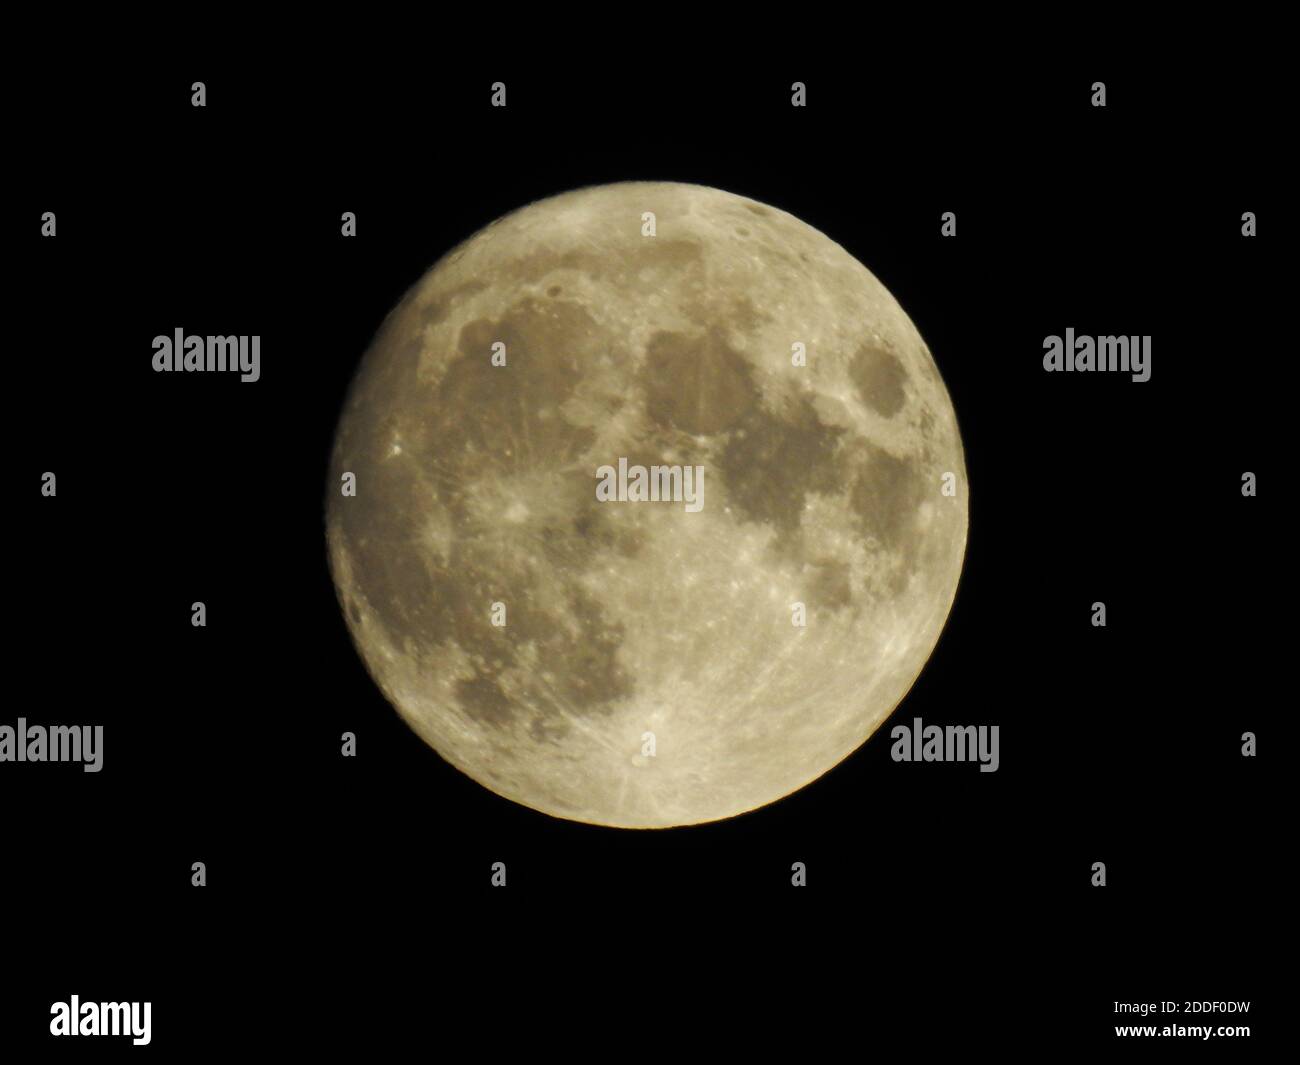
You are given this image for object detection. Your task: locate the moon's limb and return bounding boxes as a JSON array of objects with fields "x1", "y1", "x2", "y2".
[{"x1": 326, "y1": 182, "x2": 967, "y2": 828}]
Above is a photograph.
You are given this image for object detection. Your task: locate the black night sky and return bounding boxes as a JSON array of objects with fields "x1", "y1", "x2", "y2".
[{"x1": 4, "y1": 45, "x2": 1283, "y2": 1054}]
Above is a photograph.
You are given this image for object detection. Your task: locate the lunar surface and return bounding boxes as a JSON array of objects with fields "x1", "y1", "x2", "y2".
[{"x1": 326, "y1": 181, "x2": 967, "y2": 828}]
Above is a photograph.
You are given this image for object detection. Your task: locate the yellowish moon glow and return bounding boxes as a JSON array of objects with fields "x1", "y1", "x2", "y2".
[{"x1": 326, "y1": 182, "x2": 967, "y2": 827}]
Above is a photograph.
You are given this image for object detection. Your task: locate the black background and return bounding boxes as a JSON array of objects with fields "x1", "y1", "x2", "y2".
[{"x1": 5, "y1": 47, "x2": 1283, "y2": 1054}]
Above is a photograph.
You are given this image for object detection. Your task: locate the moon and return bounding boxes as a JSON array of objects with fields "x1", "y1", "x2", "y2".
[{"x1": 326, "y1": 181, "x2": 967, "y2": 828}]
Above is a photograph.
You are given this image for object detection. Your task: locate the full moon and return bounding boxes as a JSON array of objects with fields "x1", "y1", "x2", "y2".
[{"x1": 326, "y1": 182, "x2": 967, "y2": 828}]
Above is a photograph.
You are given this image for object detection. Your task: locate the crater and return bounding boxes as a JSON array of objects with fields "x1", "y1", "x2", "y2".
[
  {"x1": 642, "y1": 327, "x2": 759, "y2": 435},
  {"x1": 804, "y1": 558, "x2": 853, "y2": 612},
  {"x1": 331, "y1": 428, "x2": 458, "y2": 651},
  {"x1": 717, "y1": 395, "x2": 846, "y2": 536},
  {"x1": 456, "y1": 671, "x2": 515, "y2": 728},
  {"x1": 850, "y1": 344, "x2": 909, "y2": 417},
  {"x1": 503, "y1": 247, "x2": 602, "y2": 285},
  {"x1": 848, "y1": 442, "x2": 928, "y2": 577},
  {"x1": 424, "y1": 280, "x2": 489, "y2": 325},
  {"x1": 637, "y1": 237, "x2": 702, "y2": 264},
  {"x1": 433, "y1": 297, "x2": 600, "y2": 473}
]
